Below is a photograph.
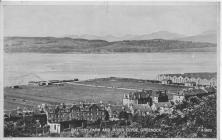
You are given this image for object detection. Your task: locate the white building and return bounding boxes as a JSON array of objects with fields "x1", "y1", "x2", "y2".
[
  {"x1": 172, "y1": 94, "x2": 185, "y2": 103},
  {"x1": 157, "y1": 73, "x2": 217, "y2": 87},
  {"x1": 48, "y1": 123, "x2": 61, "y2": 134},
  {"x1": 184, "y1": 82, "x2": 196, "y2": 87}
]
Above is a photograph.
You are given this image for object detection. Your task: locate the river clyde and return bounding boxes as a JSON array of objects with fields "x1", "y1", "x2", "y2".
[{"x1": 4, "y1": 52, "x2": 217, "y2": 86}]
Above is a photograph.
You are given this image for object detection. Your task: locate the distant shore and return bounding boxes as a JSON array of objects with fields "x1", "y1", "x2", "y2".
[
  {"x1": 4, "y1": 37, "x2": 216, "y2": 53},
  {"x1": 4, "y1": 50, "x2": 217, "y2": 54}
]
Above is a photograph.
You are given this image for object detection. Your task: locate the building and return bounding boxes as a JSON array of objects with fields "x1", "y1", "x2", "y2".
[
  {"x1": 39, "y1": 81, "x2": 49, "y2": 86},
  {"x1": 123, "y1": 90, "x2": 153, "y2": 107},
  {"x1": 123, "y1": 90, "x2": 169, "y2": 107},
  {"x1": 28, "y1": 81, "x2": 49, "y2": 86},
  {"x1": 45, "y1": 103, "x2": 108, "y2": 123},
  {"x1": 184, "y1": 81, "x2": 196, "y2": 87},
  {"x1": 161, "y1": 79, "x2": 172, "y2": 85},
  {"x1": 72, "y1": 103, "x2": 107, "y2": 122},
  {"x1": 43, "y1": 103, "x2": 109, "y2": 134},
  {"x1": 171, "y1": 93, "x2": 185, "y2": 103},
  {"x1": 48, "y1": 122, "x2": 61, "y2": 134},
  {"x1": 158, "y1": 90, "x2": 169, "y2": 102},
  {"x1": 157, "y1": 72, "x2": 217, "y2": 87},
  {"x1": 158, "y1": 103, "x2": 173, "y2": 115},
  {"x1": 105, "y1": 105, "x2": 125, "y2": 121}
]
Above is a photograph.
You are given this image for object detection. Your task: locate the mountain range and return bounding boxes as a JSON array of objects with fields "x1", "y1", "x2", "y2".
[{"x1": 67, "y1": 30, "x2": 217, "y2": 44}]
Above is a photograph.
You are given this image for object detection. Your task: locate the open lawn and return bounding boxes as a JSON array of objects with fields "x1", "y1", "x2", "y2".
[
  {"x1": 79, "y1": 77, "x2": 186, "y2": 92},
  {"x1": 4, "y1": 83, "x2": 125, "y2": 110}
]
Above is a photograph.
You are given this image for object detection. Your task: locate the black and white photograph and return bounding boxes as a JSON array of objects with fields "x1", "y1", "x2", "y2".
[{"x1": 2, "y1": 1, "x2": 220, "y2": 138}]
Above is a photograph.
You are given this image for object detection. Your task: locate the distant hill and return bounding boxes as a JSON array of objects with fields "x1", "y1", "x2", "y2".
[
  {"x1": 67, "y1": 30, "x2": 217, "y2": 44},
  {"x1": 4, "y1": 37, "x2": 216, "y2": 53},
  {"x1": 68, "y1": 34, "x2": 120, "y2": 42},
  {"x1": 4, "y1": 37, "x2": 110, "y2": 53},
  {"x1": 67, "y1": 31, "x2": 185, "y2": 42},
  {"x1": 133, "y1": 31, "x2": 185, "y2": 40},
  {"x1": 97, "y1": 39, "x2": 216, "y2": 53},
  {"x1": 177, "y1": 30, "x2": 217, "y2": 44}
]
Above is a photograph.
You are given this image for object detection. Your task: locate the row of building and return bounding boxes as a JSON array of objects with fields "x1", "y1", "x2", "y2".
[
  {"x1": 44, "y1": 103, "x2": 108, "y2": 123},
  {"x1": 156, "y1": 72, "x2": 217, "y2": 87},
  {"x1": 122, "y1": 86, "x2": 216, "y2": 109}
]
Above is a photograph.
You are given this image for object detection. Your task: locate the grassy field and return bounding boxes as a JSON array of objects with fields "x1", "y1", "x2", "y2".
[
  {"x1": 4, "y1": 83, "x2": 125, "y2": 110},
  {"x1": 4, "y1": 77, "x2": 186, "y2": 110},
  {"x1": 79, "y1": 77, "x2": 186, "y2": 92}
]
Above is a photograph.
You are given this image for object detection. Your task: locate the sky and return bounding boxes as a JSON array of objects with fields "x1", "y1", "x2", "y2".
[{"x1": 3, "y1": 2, "x2": 220, "y2": 37}]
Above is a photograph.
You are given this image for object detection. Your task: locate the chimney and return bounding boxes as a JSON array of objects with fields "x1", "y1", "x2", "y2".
[{"x1": 124, "y1": 94, "x2": 127, "y2": 98}]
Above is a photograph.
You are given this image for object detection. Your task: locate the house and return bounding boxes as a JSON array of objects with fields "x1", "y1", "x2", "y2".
[
  {"x1": 28, "y1": 81, "x2": 49, "y2": 86},
  {"x1": 105, "y1": 105, "x2": 125, "y2": 121},
  {"x1": 123, "y1": 90, "x2": 153, "y2": 107},
  {"x1": 158, "y1": 90, "x2": 169, "y2": 102},
  {"x1": 172, "y1": 93, "x2": 185, "y2": 103},
  {"x1": 48, "y1": 122, "x2": 61, "y2": 134},
  {"x1": 76, "y1": 103, "x2": 107, "y2": 122},
  {"x1": 131, "y1": 104, "x2": 152, "y2": 115},
  {"x1": 183, "y1": 76, "x2": 191, "y2": 83},
  {"x1": 74, "y1": 78, "x2": 79, "y2": 81},
  {"x1": 184, "y1": 81, "x2": 196, "y2": 87},
  {"x1": 161, "y1": 79, "x2": 172, "y2": 85},
  {"x1": 155, "y1": 102, "x2": 172, "y2": 114},
  {"x1": 39, "y1": 81, "x2": 49, "y2": 86},
  {"x1": 159, "y1": 106, "x2": 173, "y2": 115},
  {"x1": 151, "y1": 91, "x2": 159, "y2": 103},
  {"x1": 151, "y1": 103, "x2": 157, "y2": 111},
  {"x1": 209, "y1": 77, "x2": 217, "y2": 87},
  {"x1": 123, "y1": 90, "x2": 170, "y2": 107}
]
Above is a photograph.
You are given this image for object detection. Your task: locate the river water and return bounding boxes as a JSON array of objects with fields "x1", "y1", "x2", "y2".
[{"x1": 4, "y1": 52, "x2": 217, "y2": 86}]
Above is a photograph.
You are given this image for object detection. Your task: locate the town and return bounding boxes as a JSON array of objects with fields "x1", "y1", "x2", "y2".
[{"x1": 4, "y1": 72, "x2": 217, "y2": 137}]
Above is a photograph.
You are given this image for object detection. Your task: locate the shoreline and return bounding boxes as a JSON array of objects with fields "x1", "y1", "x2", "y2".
[{"x1": 4, "y1": 51, "x2": 217, "y2": 55}]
